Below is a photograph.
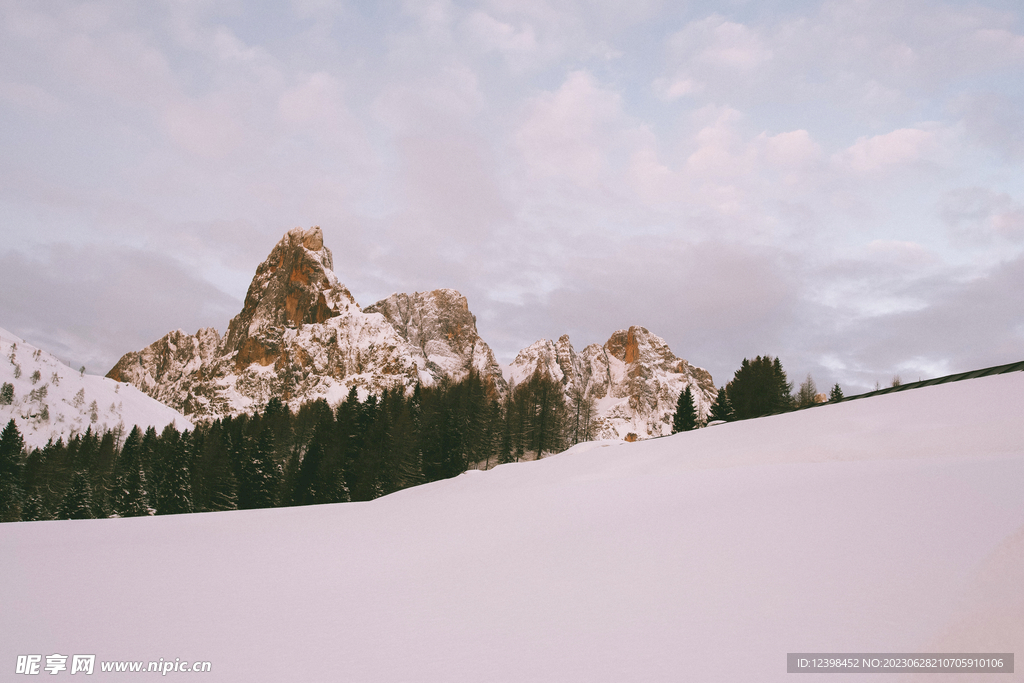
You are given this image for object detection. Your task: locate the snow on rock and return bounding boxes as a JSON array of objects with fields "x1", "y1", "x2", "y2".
[
  {"x1": 365, "y1": 288, "x2": 507, "y2": 395},
  {"x1": 0, "y1": 327, "x2": 191, "y2": 449},
  {"x1": 107, "y1": 228, "x2": 715, "y2": 434},
  {"x1": 108, "y1": 228, "x2": 504, "y2": 419},
  {"x1": 2, "y1": 370, "x2": 1022, "y2": 681},
  {"x1": 508, "y1": 326, "x2": 716, "y2": 440}
]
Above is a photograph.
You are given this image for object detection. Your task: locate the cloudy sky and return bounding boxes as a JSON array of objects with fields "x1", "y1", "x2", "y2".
[{"x1": 2, "y1": 0, "x2": 1023, "y2": 394}]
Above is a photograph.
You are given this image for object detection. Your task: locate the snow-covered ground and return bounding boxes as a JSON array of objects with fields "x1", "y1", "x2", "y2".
[
  {"x1": 0, "y1": 327, "x2": 191, "y2": 448},
  {"x1": 2, "y1": 371, "x2": 1022, "y2": 681}
]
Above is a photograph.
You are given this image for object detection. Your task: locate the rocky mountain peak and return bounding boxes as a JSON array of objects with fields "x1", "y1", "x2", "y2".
[
  {"x1": 105, "y1": 226, "x2": 714, "y2": 439},
  {"x1": 605, "y1": 326, "x2": 643, "y2": 364},
  {"x1": 508, "y1": 326, "x2": 716, "y2": 440},
  {"x1": 365, "y1": 288, "x2": 506, "y2": 393},
  {"x1": 223, "y1": 226, "x2": 356, "y2": 370},
  {"x1": 107, "y1": 227, "x2": 507, "y2": 419}
]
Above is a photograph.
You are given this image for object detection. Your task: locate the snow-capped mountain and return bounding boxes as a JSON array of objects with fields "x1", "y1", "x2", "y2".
[
  {"x1": 507, "y1": 328, "x2": 716, "y2": 439},
  {"x1": 107, "y1": 226, "x2": 715, "y2": 438},
  {"x1": 0, "y1": 327, "x2": 191, "y2": 449},
  {"x1": 365, "y1": 289, "x2": 507, "y2": 395},
  {"x1": 107, "y1": 227, "x2": 506, "y2": 419}
]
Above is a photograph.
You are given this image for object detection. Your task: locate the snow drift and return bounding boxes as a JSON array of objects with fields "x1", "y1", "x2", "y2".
[{"x1": 1, "y1": 371, "x2": 1022, "y2": 681}]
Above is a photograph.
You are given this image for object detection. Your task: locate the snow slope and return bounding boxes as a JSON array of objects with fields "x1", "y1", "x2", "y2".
[
  {"x1": 2, "y1": 371, "x2": 1023, "y2": 681},
  {"x1": 0, "y1": 328, "x2": 191, "y2": 448}
]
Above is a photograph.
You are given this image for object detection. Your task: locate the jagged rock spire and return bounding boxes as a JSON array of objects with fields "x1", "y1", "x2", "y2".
[{"x1": 223, "y1": 226, "x2": 356, "y2": 370}]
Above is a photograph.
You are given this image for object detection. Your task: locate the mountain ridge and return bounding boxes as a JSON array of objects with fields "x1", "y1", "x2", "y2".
[
  {"x1": 0, "y1": 327, "x2": 191, "y2": 449},
  {"x1": 107, "y1": 226, "x2": 716, "y2": 439}
]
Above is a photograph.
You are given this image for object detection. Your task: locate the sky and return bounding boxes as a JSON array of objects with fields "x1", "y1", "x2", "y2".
[{"x1": 1, "y1": 0, "x2": 1023, "y2": 394}]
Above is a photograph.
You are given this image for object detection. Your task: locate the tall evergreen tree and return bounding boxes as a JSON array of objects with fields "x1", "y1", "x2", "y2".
[
  {"x1": 111, "y1": 426, "x2": 151, "y2": 517},
  {"x1": 24, "y1": 438, "x2": 68, "y2": 514},
  {"x1": 726, "y1": 356, "x2": 794, "y2": 420},
  {"x1": 292, "y1": 405, "x2": 347, "y2": 506},
  {"x1": 0, "y1": 419, "x2": 25, "y2": 521},
  {"x1": 157, "y1": 431, "x2": 194, "y2": 515},
  {"x1": 0, "y1": 419, "x2": 25, "y2": 476},
  {"x1": 708, "y1": 385, "x2": 733, "y2": 422},
  {"x1": 672, "y1": 386, "x2": 698, "y2": 433},
  {"x1": 193, "y1": 421, "x2": 237, "y2": 511},
  {"x1": 236, "y1": 433, "x2": 281, "y2": 510},
  {"x1": 57, "y1": 471, "x2": 95, "y2": 520},
  {"x1": 529, "y1": 369, "x2": 565, "y2": 457}
]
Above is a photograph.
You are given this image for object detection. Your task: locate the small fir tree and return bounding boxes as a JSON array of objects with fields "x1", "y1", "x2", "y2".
[
  {"x1": 708, "y1": 386, "x2": 733, "y2": 422},
  {"x1": 672, "y1": 386, "x2": 698, "y2": 433},
  {"x1": 796, "y1": 374, "x2": 818, "y2": 408},
  {"x1": 828, "y1": 383, "x2": 844, "y2": 402}
]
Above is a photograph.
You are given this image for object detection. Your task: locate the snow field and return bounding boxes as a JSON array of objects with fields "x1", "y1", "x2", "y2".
[{"x1": 1, "y1": 371, "x2": 1022, "y2": 681}]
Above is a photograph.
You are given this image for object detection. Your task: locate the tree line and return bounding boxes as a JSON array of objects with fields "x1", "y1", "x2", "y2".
[
  {"x1": 0, "y1": 368, "x2": 597, "y2": 522},
  {"x1": 671, "y1": 355, "x2": 845, "y2": 433}
]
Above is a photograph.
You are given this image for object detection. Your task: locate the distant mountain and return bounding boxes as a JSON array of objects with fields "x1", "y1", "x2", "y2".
[
  {"x1": 108, "y1": 227, "x2": 505, "y2": 420},
  {"x1": 0, "y1": 327, "x2": 191, "y2": 449},
  {"x1": 107, "y1": 226, "x2": 715, "y2": 439},
  {"x1": 506, "y1": 328, "x2": 715, "y2": 440}
]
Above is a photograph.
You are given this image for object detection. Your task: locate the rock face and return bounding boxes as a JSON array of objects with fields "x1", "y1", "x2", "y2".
[
  {"x1": 506, "y1": 326, "x2": 716, "y2": 440},
  {"x1": 109, "y1": 226, "x2": 716, "y2": 439},
  {"x1": 365, "y1": 289, "x2": 506, "y2": 396},
  {"x1": 108, "y1": 227, "x2": 501, "y2": 419},
  {"x1": 223, "y1": 225, "x2": 356, "y2": 370}
]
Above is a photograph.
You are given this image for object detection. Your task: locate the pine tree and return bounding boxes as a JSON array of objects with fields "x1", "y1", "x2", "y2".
[
  {"x1": 0, "y1": 419, "x2": 24, "y2": 476},
  {"x1": 236, "y1": 433, "x2": 281, "y2": 510},
  {"x1": 111, "y1": 426, "x2": 151, "y2": 517},
  {"x1": 57, "y1": 471, "x2": 95, "y2": 520},
  {"x1": 708, "y1": 385, "x2": 733, "y2": 422},
  {"x1": 726, "y1": 356, "x2": 794, "y2": 420},
  {"x1": 672, "y1": 386, "x2": 698, "y2": 433},
  {"x1": 567, "y1": 384, "x2": 596, "y2": 446},
  {"x1": 292, "y1": 406, "x2": 346, "y2": 506},
  {"x1": 20, "y1": 493, "x2": 47, "y2": 521},
  {"x1": 0, "y1": 382, "x2": 13, "y2": 405},
  {"x1": 156, "y1": 431, "x2": 194, "y2": 515},
  {"x1": 0, "y1": 419, "x2": 26, "y2": 522},
  {"x1": 193, "y1": 421, "x2": 237, "y2": 512},
  {"x1": 796, "y1": 374, "x2": 818, "y2": 408},
  {"x1": 828, "y1": 383, "x2": 844, "y2": 402}
]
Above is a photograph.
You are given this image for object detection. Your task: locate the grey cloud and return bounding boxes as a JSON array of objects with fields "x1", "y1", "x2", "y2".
[
  {"x1": 953, "y1": 92, "x2": 1024, "y2": 161},
  {"x1": 0, "y1": 245, "x2": 241, "y2": 375},
  {"x1": 941, "y1": 187, "x2": 1024, "y2": 244},
  {"x1": 471, "y1": 238, "x2": 799, "y2": 387},
  {"x1": 846, "y1": 254, "x2": 1024, "y2": 380},
  {"x1": 3, "y1": 0, "x2": 1023, "y2": 405}
]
